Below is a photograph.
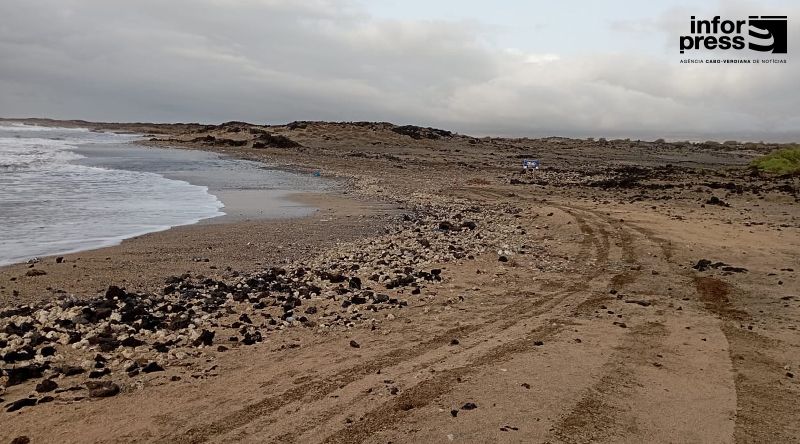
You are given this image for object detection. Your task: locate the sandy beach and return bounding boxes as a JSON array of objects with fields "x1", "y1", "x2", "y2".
[{"x1": 0, "y1": 120, "x2": 798, "y2": 443}]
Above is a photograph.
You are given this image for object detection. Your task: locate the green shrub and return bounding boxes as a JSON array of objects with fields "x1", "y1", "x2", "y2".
[{"x1": 751, "y1": 146, "x2": 800, "y2": 175}]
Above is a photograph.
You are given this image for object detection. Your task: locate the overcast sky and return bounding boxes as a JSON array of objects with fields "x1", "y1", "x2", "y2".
[{"x1": 0, "y1": 0, "x2": 797, "y2": 140}]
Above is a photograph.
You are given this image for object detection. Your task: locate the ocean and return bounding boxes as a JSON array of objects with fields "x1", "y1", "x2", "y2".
[{"x1": 0, "y1": 123, "x2": 324, "y2": 266}]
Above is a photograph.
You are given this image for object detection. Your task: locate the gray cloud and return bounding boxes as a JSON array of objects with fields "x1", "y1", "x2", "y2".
[{"x1": 0, "y1": 0, "x2": 798, "y2": 141}]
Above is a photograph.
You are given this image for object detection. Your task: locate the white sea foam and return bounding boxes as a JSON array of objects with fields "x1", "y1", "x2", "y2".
[{"x1": 0, "y1": 124, "x2": 224, "y2": 266}]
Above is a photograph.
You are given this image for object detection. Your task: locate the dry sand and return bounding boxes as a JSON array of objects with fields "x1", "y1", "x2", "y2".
[{"x1": 0, "y1": 119, "x2": 798, "y2": 443}]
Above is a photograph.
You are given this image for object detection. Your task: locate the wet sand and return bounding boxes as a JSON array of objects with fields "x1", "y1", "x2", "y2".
[{"x1": 0, "y1": 192, "x2": 397, "y2": 306}]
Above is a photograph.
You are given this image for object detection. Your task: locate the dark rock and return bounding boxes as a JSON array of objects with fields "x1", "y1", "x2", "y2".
[
  {"x1": 57, "y1": 365, "x2": 85, "y2": 377},
  {"x1": 193, "y1": 329, "x2": 215, "y2": 347},
  {"x1": 4, "y1": 321, "x2": 35, "y2": 336},
  {"x1": 438, "y1": 221, "x2": 455, "y2": 231},
  {"x1": 6, "y1": 398, "x2": 37, "y2": 412},
  {"x1": 105, "y1": 285, "x2": 127, "y2": 299},
  {"x1": 5, "y1": 364, "x2": 45, "y2": 386},
  {"x1": 142, "y1": 362, "x2": 164, "y2": 373},
  {"x1": 121, "y1": 336, "x2": 145, "y2": 347},
  {"x1": 86, "y1": 381, "x2": 120, "y2": 398},
  {"x1": 25, "y1": 269, "x2": 47, "y2": 277},
  {"x1": 350, "y1": 295, "x2": 367, "y2": 305},
  {"x1": 35, "y1": 379, "x2": 58, "y2": 393},
  {"x1": 451, "y1": 409, "x2": 459, "y2": 417},
  {"x1": 349, "y1": 277, "x2": 362, "y2": 290},
  {"x1": 37, "y1": 396, "x2": 55, "y2": 404},
  {"x1": 693, "y1": 259, "x2": 713, "y2": 271},
  {"x1": 533, "y1": 341, "x2": 544, "y2": 346},
  {"x1": 11, "y1": 437, "x2": 31, "y2": 444},
  {"x1": 349, "y1": 340, "x2": 361, "y2": 349},
  {"x1": 705, "y1": 196, "x2": 729, "y2": 206},
  {"x1": 461, "y1": 402, "x2": 478, "y2": 410},
  {"x1": 498, "y1": 255, "x2": 509, "y2": 262},
  {"x1": 88, "y1": 368, "x2": 111, "y2": 379},
  {"x1": 450, "y1": 339, "x2": 460, "y2": 346},
  {"x1": 461, "y1": 221, "x2": 477, "y2": 230},
  {"x1": 39, "y1": 346, "x2": 57, "y2": 357}
]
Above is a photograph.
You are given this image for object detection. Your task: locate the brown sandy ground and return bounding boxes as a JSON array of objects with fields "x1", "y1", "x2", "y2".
[{"x1": 0, "y1": 119, "x2": 798, "y2": 443}]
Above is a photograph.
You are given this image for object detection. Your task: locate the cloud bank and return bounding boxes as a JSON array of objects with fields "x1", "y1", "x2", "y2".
[{"x1": 0, "y1": 0, "x2": 798, "y2": 140}]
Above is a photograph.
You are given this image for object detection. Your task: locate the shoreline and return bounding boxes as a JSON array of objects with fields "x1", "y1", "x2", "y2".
[
  {"x1": 0, "y1": 134, "x2": 390, "y2": 306},
  {"x1": 0, "y1": 189, "x2": 396, "y2": 307},
  {"x1": 0, "y1": 135, "x2": 332, "y2": 268}
]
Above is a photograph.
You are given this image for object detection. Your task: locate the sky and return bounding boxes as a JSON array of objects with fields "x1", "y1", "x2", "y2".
[{"x1": 0, "y1": 0, "x2": 797, "y2": 140}]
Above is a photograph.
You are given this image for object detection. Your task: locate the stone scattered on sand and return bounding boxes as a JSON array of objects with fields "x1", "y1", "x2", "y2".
[
  {"x1": 86, "y1": 381, "x2": 120, "y2": 398},
  {"x1": 142, "y1": 362, "x2": 164, "y2": 373},
  {"x1": 349, "y1": 340, "x2": 361, "y2": 349},
  {"x1": 35, "y1": 379, "x2": 58, "y2": 393},
  {"x1": 6, "y1": 397, "x2": 37, "y2": 412}
]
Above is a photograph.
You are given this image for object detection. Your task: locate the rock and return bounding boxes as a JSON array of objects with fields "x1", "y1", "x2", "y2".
[
  {"x1": 350, "y1": 295, "x2": 367, "y2": 305},
  {"x1": 86, "y1": 381, "x2": 120, "y2": 398},
  {"x1": 6, "y1": 398, "x2": 37, "y2": 412},
  {"x1": 105, "y1": 285, "x2": 127, "y2": 299},
  {"x1": 55, "y1": 256, "x2": 64, "y2": 263},
  {"x1": 10, "y1": 436, "x2": 31, "y2": 444},
  {"x1": 121, "y1": 336, "x2": 145, "y2": 347},
  {"x1": 705, "y1": 196, "x2": 729, "y2": 206},
  {"x1": 625, "y1": 300, "x2": 652, "y2": 307},
  {"x1": 533, "y1": 341, "x2": 544, "y2": 346},
  {"x1": 25, "y1": 269, "x2": 47, "y2": 277},
  {"x1": 5, "y1": 364, "x2": 45, "y2": 386},
  {"x1": 89, "y1": 369, "x2": 111, "y2": 379},
  {"x1": 438, "y1": 221, "x2": 455, "y2": 231},
  {"x1": 461, "y1": 402, "x2": 477, "y2": 410},
  {"x1": 57, "y1": 366, "x2": 85, "y2": 377},
  {"x1": 193, "y1": 329, "x2": 215, "y2": 347},
  {"x1": 35, "y1": 379, "x2": 58, "y2": 393},
  {"x1": 349, "y1": 340, "x2": 361, "y2": 349},
  {"x1": 693, "y1": 259, "x2": 713, "y2": 271},
  {"x1": 39, "y1": 346, "x2": 57, "y2": 357},
  {"x1": 38, "y1": 396, "x2": 55, "y2": 404},
  {"x1": 450, "y1": 339, "x2": 460, "y2": 346},
  {"x1": 450, "y1": 409, "x2": 459, "y2": 417},
  {"x1": 498, "y1": 255, "x2": 509, "y2": 262},
  {"x1": 461, "y1": 221, "x2": 477, "y2": 230},
  {"x1": 142, "y1": 362, "x2": 164, "y2": 373}
]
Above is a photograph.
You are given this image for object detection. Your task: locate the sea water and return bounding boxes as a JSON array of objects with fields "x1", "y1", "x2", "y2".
[{"x1": 0, "y1": 123, "x2": 225, "y2": 265}]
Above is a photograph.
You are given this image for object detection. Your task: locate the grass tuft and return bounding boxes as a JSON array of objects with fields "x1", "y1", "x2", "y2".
[{"x1": 751, "y1": 146, "x2": 800, "y2": 175}]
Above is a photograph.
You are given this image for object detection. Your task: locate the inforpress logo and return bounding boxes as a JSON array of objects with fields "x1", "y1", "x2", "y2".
[
  {"x1": 679, "y1": 15, "x2": 787, "y2": 54},
  {"x1": 748, "y1": 16, "x2": 788, "y2": 53}
]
